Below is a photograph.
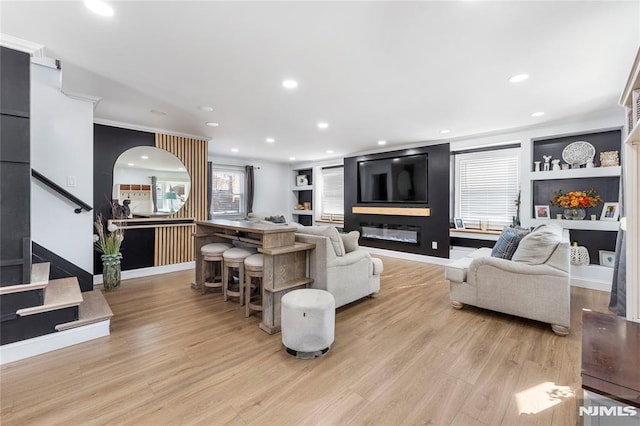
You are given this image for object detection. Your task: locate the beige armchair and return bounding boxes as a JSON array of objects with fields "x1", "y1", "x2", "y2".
[
  {"x1": 294, "y1": 227, "x2": 382, "y2": 308},
  {"x1": 446, "y1": 224, "x2": 570, "y2": 335}
]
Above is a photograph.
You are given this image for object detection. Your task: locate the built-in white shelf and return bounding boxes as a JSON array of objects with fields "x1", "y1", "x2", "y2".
[
  {"x1": 528, "y1": 166, "x2": 621, "y2": 181},
  {"x1": 292, "y1": 210, "x2": 313, "y2": 216},
  {"x1": 531, "y1": 218, "x2": 620, "y2": 231},
  {"x1": 292, "y1": 185, "x2": 313, "y2": 192}
]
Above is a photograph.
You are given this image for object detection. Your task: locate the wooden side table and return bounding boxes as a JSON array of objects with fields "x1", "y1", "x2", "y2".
[{"x1": 581, "y1": 310, "x2": 640, "y2": 424}]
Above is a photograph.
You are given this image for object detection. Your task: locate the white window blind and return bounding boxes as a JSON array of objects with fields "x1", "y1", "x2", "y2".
[
  {"x1": 455, "y1": 148, "x2": 520, "y2": 229},
  {"x1": 211, "y1": 166, "x2": 245, "y2": 216},
  {"x1": 319, "y1": 166, "x2": 344, "y2": 221}
]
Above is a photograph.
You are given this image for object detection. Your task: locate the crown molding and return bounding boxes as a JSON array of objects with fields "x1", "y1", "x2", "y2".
[
  {"x1": 0, "y1": 33, "x2": 45, "y2": 57},
  {"x1": 93, "y1": 118, "x2": 211, "y2": 142},
  {"x1": 64, "y1": 91, "x2": 103, "y2": 110}
]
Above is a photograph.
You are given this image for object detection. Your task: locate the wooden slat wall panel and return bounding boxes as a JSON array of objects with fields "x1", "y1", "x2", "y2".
[{"x1": 154, "y1": 134, "x2": 208, "y2": 266}]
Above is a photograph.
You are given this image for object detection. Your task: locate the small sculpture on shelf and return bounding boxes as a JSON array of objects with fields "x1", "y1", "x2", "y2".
[
  {"x1": 534, "y1": 161, "x2": 541, "y2": 172},
  {"x1": 552, "y1": 159, "x2": 561, "y2": 171},
  {"x1": 543, "y1": 155, "x2": 552, "y2": 171}
]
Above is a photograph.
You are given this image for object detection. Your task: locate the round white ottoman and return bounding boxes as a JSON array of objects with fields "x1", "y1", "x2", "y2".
[{"x1": 281, "y1": 289, "x2": 335, "y2": 359}]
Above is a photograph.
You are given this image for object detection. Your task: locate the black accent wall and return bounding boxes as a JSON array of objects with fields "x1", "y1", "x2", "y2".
[
  {"x1": 1, "y1": 47, "x2": 31, "y2": 285},
  {"x1": 344, "y1": 144, "x2": 450, "y2": 258},
  {"x1": 93, "y1": 124, "x2": 155, "y2": 273},
  {"x1": 33, "y1": 242, "x2": 94, "y2": 292}
]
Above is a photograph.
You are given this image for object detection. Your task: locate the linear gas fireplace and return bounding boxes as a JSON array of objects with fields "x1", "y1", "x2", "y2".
[{"x1": 360, "y1": 223, "x2": 420, "y2": 245}]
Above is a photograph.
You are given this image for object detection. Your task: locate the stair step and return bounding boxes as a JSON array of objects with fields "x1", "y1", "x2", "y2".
[
  {"x1": 0, "y1": 263, "x2": 50, "y2": 295},
  {"x1": 16, "y1": 277, "x2": 82, "y2": 316},
  {"x1": 55, "y1": 290, "x2": 113, "y2": 331}
]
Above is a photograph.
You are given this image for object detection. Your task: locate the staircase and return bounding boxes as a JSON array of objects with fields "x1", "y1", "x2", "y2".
[{"x1": 0, "y1": 262, "x2": 113, "y2": 364}]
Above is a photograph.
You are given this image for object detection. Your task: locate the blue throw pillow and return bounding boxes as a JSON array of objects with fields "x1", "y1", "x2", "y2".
[{"x1": 491, "y1": 227, "x2": 529, "y2": 260}]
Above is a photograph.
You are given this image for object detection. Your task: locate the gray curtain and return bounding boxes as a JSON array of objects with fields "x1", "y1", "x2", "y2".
[
  {"x1": 245, "y1": 165, "x2": 254, "y2": 214},
  {"x1": 151, "y1": 176, "x2": 157, "y2": 212},
  {"x1": 207, "y1": 161, "x2": 213, "y2": 220},
  {"x1": 609, "y1": 151, "x2": 626, "y2": 316}
]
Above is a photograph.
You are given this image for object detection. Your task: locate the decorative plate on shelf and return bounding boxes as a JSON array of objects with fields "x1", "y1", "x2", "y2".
[{"x1": 562, "y1": 141, "x2": 596, "y2": 166}]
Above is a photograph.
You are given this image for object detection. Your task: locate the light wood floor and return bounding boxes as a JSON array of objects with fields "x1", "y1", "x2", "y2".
[{"x1": 1, "y1": 256, "x2": 610, "y2": 425}]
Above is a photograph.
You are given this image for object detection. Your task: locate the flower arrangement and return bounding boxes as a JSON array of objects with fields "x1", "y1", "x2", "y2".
[
  {"x1": 551, "y1": 188, "x2": 603, "y2": 209},
  {"x1": 93, "y1": 215, "x2": 124, "y2": 255}
]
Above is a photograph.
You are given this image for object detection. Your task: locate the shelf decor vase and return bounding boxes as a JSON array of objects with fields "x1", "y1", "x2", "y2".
[
  {"x1": 563, "y1": 208, "x2": 586, "y2": 221},
  {"x1": 101, "y1": 253, "x2": 122, "y2": 291}
]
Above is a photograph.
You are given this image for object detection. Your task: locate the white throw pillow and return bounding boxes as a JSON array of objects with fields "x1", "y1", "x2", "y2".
[
  {"x1": 296, "y1": 226, "x2": 345, "y2": 256},
  {"x1": 340, "y1": 231, "x2": 360, "y2": 253},
  {"x1": 511, "y1": 223, "x2": 563, "y2": 265}
]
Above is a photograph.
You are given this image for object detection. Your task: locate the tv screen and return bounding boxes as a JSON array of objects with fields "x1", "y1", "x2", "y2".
[{"x1": 358, "y1": 154, "x2": 428, "y2": 203}]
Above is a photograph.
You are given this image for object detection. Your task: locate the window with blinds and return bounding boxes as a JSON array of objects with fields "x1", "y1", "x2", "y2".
[
  {"x1": 454, "y1": 147, "x2": 520, "y2": 229},
  {"x1": 211, "y1": 166, "x2": 245, "y2": 216},
  {"x1": 319, "y1": 166, "x2": 344, "y2": 222}
]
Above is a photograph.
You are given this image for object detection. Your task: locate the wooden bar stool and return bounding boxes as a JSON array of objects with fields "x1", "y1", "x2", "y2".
[
  {"x1": 200, "y1": 243, "x2": 233, "y2": 294},
  {"x1": 244, "y1": 253, "x2": 264, "y2": 318},
  {"x1": 222, "y1": 247, "x2": 256, "y2": 305}
]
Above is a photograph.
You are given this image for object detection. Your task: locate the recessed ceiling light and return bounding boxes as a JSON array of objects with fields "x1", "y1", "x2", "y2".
[
  {"x1": 326, "y1": 150, "x2": 334, "y2": 154},
  {"x1": 289, "y1": 157, "x2": 296, "y2": 161},
  {"x1": 282, "y1": 79, "x2": 298, "y2": 89},
  {"x1": 266, "y1": 137, "x2": 275, "y2": 143},
  {"x1": 198, "y1": 105, "x2": 214, "y2": 112},
  {"x1": 440, "y1": 129, "x2": 451, "y2": 134},
  {"x1": 127, "y1": 163, "x2": 135, "y2": 166},
  {"x1": 84, "y1": 0, "x2": 114, "y2": 17},
  {"x1": 177, "y1": 167, "x2": 184, "y2": 171},
  {"x1": 141, "y1": 155, "x2": 149, "y2": 160},
  {"x1": 317, "y1": 122, "x2": 329, "y2": 129},
  {"x1": 150, "y1": 109, "x2": 166, "y2": 116},
  {"x1": 531, "y1": 111, "x2": 545, "y2": 117},
  {"x1": 206, "y1": 122, "x2": 220, "y2": 127},
  {"x1": 231, "y1": 148, "x2": 239, "y2": 153},
  {"x1": 508, "y1": 73, "x2": 529, "y2": 83},
  {"x1": 378, "y1": 140, "x2": 387, "y2": 145}
]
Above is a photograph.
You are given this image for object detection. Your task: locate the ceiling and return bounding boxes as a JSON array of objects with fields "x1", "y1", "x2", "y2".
[{"x1": 1, "y1": 1, "x2": 638, "y2": 163}]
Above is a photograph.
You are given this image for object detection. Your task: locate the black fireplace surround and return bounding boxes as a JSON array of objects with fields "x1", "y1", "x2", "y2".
[{"x1": 344, "y1": 144, "x2": 450, "y2": 258}]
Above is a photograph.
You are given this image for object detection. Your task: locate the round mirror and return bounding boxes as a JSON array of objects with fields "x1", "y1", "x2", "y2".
[{"x1": 113, "y1": 146, "x2": 191, "y2": 218}]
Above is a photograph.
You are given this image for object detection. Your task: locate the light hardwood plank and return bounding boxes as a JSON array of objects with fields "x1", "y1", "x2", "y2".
[{"x1": 0, "y1": 256, "x2": 611, "y2": 425}]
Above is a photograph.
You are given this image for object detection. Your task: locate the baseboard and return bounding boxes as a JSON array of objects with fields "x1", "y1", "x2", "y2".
[
  {"x1": 364, "y1": 246, "x2": 613, "y2": 292},
  {"x1": 571, "y1": 278, "x2": 611, "y2": 292},
  {"x1": 571, "y1": 264, "x2": 614, "y2": 292},
  {"x1": 0, "y1": 320, "x2": 110, "y2": 365},
  {"x1": 362, "y1": 246, "x2": 454, "y2": 265},
  {"x1": 93, "y1": 261, "x2": 194, "y2": 285}
]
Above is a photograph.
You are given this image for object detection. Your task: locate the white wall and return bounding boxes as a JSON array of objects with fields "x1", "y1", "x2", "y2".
[
  {"x1": 209, "y1": 154, "x2": 290, "y2": 216},
  {"x1": 30, "y1": 62, "x2": 95, "y2": 273}
]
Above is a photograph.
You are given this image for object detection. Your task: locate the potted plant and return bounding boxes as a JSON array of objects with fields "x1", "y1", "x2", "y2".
[{"x1": 94, "y1": 215, "x2": 124, "y2": 291}]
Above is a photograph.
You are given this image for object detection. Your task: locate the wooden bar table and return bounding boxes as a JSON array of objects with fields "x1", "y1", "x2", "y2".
[{"x1": 194, "y1": 219, "x2": 314, "y2": 334}]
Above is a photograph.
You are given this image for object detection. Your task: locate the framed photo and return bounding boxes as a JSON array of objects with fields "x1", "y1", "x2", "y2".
[
  {"x1": 535, "y1": 205, "x2": 550, "y2": 219},
  {"x1": 599, "y1": 250, "x2": 616, "y2": 268},
  {"x1": 599, "y1": 151, "x2": 620, "y2": 167},
  {"x1": 454, "y1": 218, "x2": 465, "y2": 229},
  {"x1": 600, "y1": 202, "x2": 620, "y2": 221},
  {"x1": 296, "y1": 175, "x2": 308, "y2": 186}
]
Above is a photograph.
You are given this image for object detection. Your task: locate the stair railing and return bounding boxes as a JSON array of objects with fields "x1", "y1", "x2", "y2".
[{"x1": 31, "y1": 169, "x2": 93, "y2": 214}]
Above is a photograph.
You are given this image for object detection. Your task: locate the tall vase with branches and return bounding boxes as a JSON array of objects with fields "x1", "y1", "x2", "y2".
[{"x1": 94, "y1": 215, "x2": 124, "y2": 291}]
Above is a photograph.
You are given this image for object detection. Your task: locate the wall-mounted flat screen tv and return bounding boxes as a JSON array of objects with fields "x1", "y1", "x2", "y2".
[{"x1": 358, "y1": 154, "x2": 428, "y2": 203}]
